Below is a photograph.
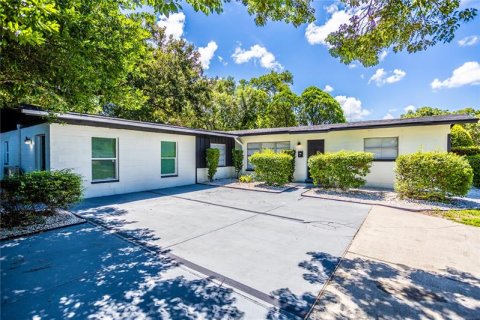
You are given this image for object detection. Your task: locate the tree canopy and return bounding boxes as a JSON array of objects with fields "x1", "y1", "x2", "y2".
[{"x1": 298, "y1": 87, "x2": 346, "y2": 125}]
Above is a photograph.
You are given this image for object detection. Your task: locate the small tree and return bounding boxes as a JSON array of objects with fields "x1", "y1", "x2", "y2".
[
  {"x1": 451, "y1": 124, "x2": 474, "y2": 147},
  {"x1": 206, "y1": 148, "x2": 220, "y2": 181},
  {"x1": 232, "y1": 149, "x2": 244, "y2": 178}
]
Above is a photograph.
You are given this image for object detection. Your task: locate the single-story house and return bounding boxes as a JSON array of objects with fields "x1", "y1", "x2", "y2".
[{"x1": 1, "y1": 107, "x2": 477, "y2": 198}]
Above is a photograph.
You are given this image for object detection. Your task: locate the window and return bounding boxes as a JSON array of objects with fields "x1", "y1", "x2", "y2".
[
  {"x1": 161, "y1": 141, "x2": 177, "y2": 176},
  {"x1": 92, "y1": 137, "x2": 118, "y2": 182},
  {"x1": 364, "y1": 137, "x2": 398, "y2": 160},
  {"x1": 210, "y1": 143, "x2": 226, "y2": 167},
  {"x1": 3, "y1": 141, "x2": 8, "y2": 165},
  {"x1": 247, "y1": 141, "x2": 290, "y2": 169}
]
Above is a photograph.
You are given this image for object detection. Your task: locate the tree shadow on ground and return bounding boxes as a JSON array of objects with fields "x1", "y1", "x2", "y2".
[
  {"x1": 1, "y1": 223, "x2": 244, "y2": 319},
  {"x1": 305, "y1": 252, "x2": 480, "y2": 319}
]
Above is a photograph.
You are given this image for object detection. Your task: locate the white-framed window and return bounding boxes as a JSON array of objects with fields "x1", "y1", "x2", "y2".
[
  {"x1": 247, "y1": 141, "x2": 290, "y2": 169},
  {"x1": 161, "y1": 141, "x2": 177, "y2": 176},
  {"x1": 3, "y1": 141, "x2": 9, "y2": 165},
  {"x1": 364, "y1": 137, "x2": 398, "y2": 160},
  {"x1": 210, "y1": 143, "x2": 226, "y2": 167},
  {"x1": 92, "y1": 137, "x2": 118, "y2": 182}
]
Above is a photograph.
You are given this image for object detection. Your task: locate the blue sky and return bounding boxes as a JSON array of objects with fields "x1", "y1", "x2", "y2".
[{"x1": 155, "y1": 1, "x2": 480, "y2": 121}]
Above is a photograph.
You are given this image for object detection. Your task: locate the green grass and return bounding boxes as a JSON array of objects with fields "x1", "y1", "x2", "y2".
[{"x1": 435, "y1": 209, "x2": 480, "y2": 227}]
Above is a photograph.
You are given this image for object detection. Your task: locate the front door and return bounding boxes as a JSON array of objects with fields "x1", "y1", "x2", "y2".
[
  {"x1": 307, "y1": 139, "x2": 324, "y2": 180},
  {"x1": 35, "y1": 135, "x2": 46, "y2": 171}
]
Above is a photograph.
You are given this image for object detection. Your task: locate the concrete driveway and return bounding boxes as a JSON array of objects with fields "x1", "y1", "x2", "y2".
[{"x1": 1, "y1": 184, "x2": 370, "y2": 319}]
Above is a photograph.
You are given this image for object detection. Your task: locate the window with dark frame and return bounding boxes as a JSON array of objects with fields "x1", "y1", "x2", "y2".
[
  {"x1": 92, "y1": 137, "x2": 118, "y2": 182},
  {"x1": 3, "y1": 141, "x2": 8, "y2": 165},
  {"x1": 364, "y1": 137, "x2": 398, "y2": 160}
]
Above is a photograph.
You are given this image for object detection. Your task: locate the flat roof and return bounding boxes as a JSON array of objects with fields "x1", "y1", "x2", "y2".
[{"x1": 229, "y1": 114, "x2": 478, "y2": 136}]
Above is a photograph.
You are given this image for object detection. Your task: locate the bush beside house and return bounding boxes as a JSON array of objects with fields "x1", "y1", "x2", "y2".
[
  {"x1": 249, "y1": 149, "x2": 292, "y2": 186},
  {"x1": 451, "y1": 146, "x2": 480, "y2": 156},
  {"x1": 206, "y1": 148, "x2": 220, "y2": 181},
  {"x1": 395, "y1": 151, "x2": 473, "y2": 201},
  {"x1": 466, "y1": 155, "x2": 480, "y2": 187},
  {"x1": 451, "y1": 124, "x2": 474, "y2": 147},
  {"x1": 281, "y1": 149, "x2": 296, "y2": 182},
  {"x1": 232, "y1": 149, "x2": 243, "y2": 178},
  {"x1": 0, "y1": 170, "x2": 83, "y2": 228},
  {"x1": 308, "y1": 151, "x2": 374, "y2": 190}
]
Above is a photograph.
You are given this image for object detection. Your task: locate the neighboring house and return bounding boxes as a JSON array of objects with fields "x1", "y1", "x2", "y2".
[{"x1": 1, "y1": 107, "x2": 477, "y2": 197}]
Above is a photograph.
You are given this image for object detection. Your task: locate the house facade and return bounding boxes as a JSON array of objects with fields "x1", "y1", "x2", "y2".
[{"x1": 1, "y1": 107, "x2": 477, "y2": 198}]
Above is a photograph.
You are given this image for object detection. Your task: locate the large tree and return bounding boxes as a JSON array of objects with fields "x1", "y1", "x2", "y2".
[
  {"x1": 298, "y1": 86, "x2": 346, "y2": 125},
  {"x1": 263, "y1": 89, "x2": 298, "y2": 128},
  {"x1": 401, "y1": 106, "x2": 448, "y2": 118}
]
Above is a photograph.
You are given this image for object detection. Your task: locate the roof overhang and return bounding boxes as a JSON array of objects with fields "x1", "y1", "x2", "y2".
[{"x1": 20, "y1": 108, "x2": 238, "y2": 138}]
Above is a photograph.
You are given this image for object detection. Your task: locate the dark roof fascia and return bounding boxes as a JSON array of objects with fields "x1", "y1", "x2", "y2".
[
  {"x1": 20, "y1": 108, "x2": 237, "y2": 138},
  {"x1": 232, "y1": 117, "x2": 478, "y2": 137}
]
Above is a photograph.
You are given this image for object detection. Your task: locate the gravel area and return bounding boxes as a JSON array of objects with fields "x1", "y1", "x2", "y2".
[
  {"x1": 303, "y1": 187, "x2": 480, "y2": 211},
  {"x1": 202, "y1": 178, "x2": 295, "y2": 193},
  {"x1": 0, "y1": 210, "x2": 85, "y2": 240}
]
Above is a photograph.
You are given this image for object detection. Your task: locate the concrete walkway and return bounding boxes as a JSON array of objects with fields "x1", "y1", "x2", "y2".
[{"x1": 309, "y1": 206, "x2": 480, "y2": 319}]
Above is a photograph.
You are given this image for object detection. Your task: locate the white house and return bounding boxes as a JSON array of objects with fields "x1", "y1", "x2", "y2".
[{"x1": 1, "y1": 107, "x2": 477, "y2": 197}]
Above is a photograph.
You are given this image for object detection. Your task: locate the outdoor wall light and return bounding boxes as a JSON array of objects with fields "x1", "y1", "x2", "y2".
[
  {"x1": 297, "y1": 141, "x2": 301, "y2": 146},
  {"x1": 24, "y1": 137, "x2": 33, "y2": 145}
]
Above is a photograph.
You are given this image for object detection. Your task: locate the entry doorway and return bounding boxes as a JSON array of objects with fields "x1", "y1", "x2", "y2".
[
  {"x1": 35, "y1": 134, "x2": 46, "y2": 171},
  {"x1": 306, "y1": 139, "x2": 324, "y2": 180}
]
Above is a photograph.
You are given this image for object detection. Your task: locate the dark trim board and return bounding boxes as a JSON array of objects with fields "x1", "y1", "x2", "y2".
[{"x1": 196, "y1": 135, "x2": 235, "y2": 168}]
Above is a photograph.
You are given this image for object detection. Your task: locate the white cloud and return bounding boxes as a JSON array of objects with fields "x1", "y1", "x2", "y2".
[
  {"x1": 305, "y1": 10, "x2": 351, "y2": 46},
  {"x1": 198, "y1": 41, "x2": 218, "y2": 69},
  {"x1": 383, "y1": 113, "x2": 395, "y2": 120},
  {"x1": 458, "y1": 35, "x2": 479, "y2": 47},
  {"x1": 348, "y1": 63, "x2": 358, "y2": 69},
  {"x1": 379, "y1": 50, "x2": 388, "y2": 61},
  {"x1": 324, "y1": 85, "x2": 334, "y2": 92},
  {"x1": 335, "y1": 95, "x2": 370, "y2": 121},
  {"x1": 369, "y1": 68, "x2": 406, "y2": 86},
  {"x1": 218, "y1": 56, "x2": 228, "y2": 66},
  {"x1": 325, "y1": 3, "x2": 339, "y2": 14},
  {"x1": 404, "y1": 105, "x2": 416, "y2": 113},
  {"x1": 232, "y1": 44, "x2": 283, "y2": 70},
  {"x1": 431, "y1": 61, "x2": 480, "y2": 89},
  {"x1": 157, "y1": 13, "x2": 185, "y2": 39}
]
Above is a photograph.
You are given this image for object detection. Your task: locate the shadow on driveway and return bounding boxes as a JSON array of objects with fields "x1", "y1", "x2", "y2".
[{"x1": 1, "y1": 223, "x2": 244, "y2": 319}]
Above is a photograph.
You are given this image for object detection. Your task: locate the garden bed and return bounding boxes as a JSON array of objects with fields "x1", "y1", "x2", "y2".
[
  {"x1": 0, "y1": 210, "x2": 85, "y2": 240},
  {"x1": 202, "y1": 178, "x2": 295, "y2": 193},
  {"x1": 302, "y1": 187, "x2": 480, "y2": 211}
]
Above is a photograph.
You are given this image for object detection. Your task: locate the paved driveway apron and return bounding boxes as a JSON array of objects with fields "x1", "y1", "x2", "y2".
[{"x1": 2, "y1": 184, "x2": 371, "y2": 319}]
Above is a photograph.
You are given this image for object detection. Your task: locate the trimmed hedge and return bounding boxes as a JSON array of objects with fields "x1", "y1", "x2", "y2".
[
  {"x1": 206, "y1": 148, "x2": 220, "y2": 181},
  {"x1": 249, "y1": 149, "x2": 293, "y2": 186},
  {"x1": 281, "y1": 149, "x2": 296, "y2": 182},
  {"x1": 308, "y1": 151, "x2": 374, "y2": 190},
  {"x1": 232, "y1": 149, "x2": 243, "y2": 178},
  {"x1": 451, "y1": 124, "x2": 474, "y2": 147},
  {"x1": 1, "y1": 170, "x2": 83, "y2": 228},
  {"x1": 466, "y1": 155, "x2": 480, "y2": 187},
  {"x1": 451, "y1": 146, "x2": 480, "y2": 156},
  {"x1": 395, "y1": 151, "x2": 473, "y2": 201}
]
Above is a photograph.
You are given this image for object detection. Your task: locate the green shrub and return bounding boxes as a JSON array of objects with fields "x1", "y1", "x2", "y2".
[
  {"x1": 239, "y1": 175, "x2": 253, "y2": 183},
  {"x1": 249, "y1": 149, "x2": 293, "y2": 186},
  {"x1": 451, "y1": 146, "x2": 480, "y2": 156},
  {"x1": 451, "y1": 124, "x2": 474, "y2": 147},
  {"x1": 281, "y1": 149, "x2": 296, "y2": 182},
  {"x1": 206, "y1": 148, "x2": 220, "y2": 181},
  {"x1": 395, "y1": 151, "x2": 473, "y2": 201},
  {"x1": 0, "y1": 170, "x2": 83, "y2": 228},
  {"x1": 308, "y1": 151, "x2": 374, "y2": 190},
  {"x1": 466, "y1": 155, "x2": 480, "y2": 187},
  {"x1": 232, "y1": 149, "x2": 244, "y2": 178}
]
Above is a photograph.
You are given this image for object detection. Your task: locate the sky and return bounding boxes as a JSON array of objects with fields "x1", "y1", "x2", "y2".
[{"x1": 154, "y1": 0, "x2": 480, "y2": 122}]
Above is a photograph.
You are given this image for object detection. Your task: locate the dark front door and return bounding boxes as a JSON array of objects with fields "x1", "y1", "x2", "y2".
[{"x1": 307, "y1": 139, "x2": 325, "y2": 180}]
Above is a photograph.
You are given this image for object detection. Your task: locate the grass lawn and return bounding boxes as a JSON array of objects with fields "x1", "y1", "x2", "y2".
[{"x1": 428, "y1": 209, "x2": 480, "y2": 227}]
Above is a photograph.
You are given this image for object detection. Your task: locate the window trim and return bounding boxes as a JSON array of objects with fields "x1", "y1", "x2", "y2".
[
  {"x1": 161, "y1": 140, "x2": 178, "y2": 177},
  {"x1": 91, "y1": 137, "x2": 119, "y2": 183},
  {"x1": 210, "y1": 143, "x2": 226, "y2": 167},
  {"x1": 364, "y1": 137, "x2": 399, "y2": 161},
  {"x1": 3, "y1": 141, "x2": 9, "y2": 165}
]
